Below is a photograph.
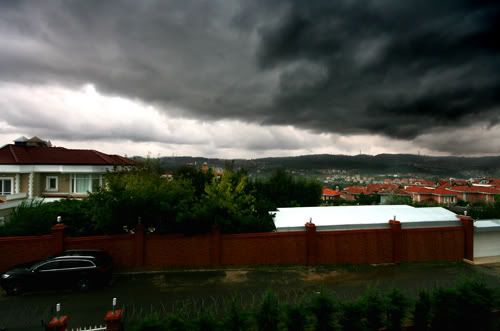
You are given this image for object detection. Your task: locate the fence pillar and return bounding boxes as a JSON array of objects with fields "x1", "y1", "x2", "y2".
[
  {"x1": 389, "y1": 220, "x2": 402, "y2": 264},
  {"x1": 305, "y1": 222, "x2": 317, "y2": 265},
  {"x1": 134, "y1": 223, "x2": 145, "y2": 267},
  {"x1": 45, "y1": 316, "x2": 69, "y2": 331},
  {"x1": 210, "y1": 225, "x2": 222, "y2": 266},
  {"x1": 104, "y1": 309, "x2": 124, "y2": 331},
  {"x1": 458, "y1": 215, "x2": 474, "y2": 261},
  {"x1": 51, "y1": 223, "x2": 66, "y2": 255}
]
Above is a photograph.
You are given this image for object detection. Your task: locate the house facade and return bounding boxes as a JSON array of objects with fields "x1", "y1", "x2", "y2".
[
  {"x1": 321, "y1": 187, "x2": 341, "y2": 202},
  {"x1": 0, "y1": 137, "x2": 135, "y2": 219},
  {"x1": 448, "y1": 186, "x2": 500, "y2": 204}
]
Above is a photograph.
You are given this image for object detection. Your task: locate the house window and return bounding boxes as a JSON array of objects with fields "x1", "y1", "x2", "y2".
[
  {"x1": 46, "y1": 176, "x2": 59, "y2": 191},
  {"x1": 0, "y1": 178, "x2": 13, "y2": 195},
  {"x1": 71, "y1": 174, "x2": 102, "y2": 194}
]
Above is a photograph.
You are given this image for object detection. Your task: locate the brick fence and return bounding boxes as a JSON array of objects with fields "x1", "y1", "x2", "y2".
[{"x1": 0, "y1": 216, "x2": 474, "y2": 272}]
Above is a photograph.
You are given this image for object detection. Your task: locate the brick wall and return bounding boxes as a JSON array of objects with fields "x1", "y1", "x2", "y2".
[
  {"x1": 316, "y1": 229, "x2": 394, "y2": 264},
  {"x1": 0, "y1": 219, "x2": 474, "y2": 272},
  {"x1": 401, "y1": 227, "x2": 464, "y2": 261},
  {"x1": 221, "y1": 232, "x2": 308, "y2": 265},
  {"x1": 65, "y1": 234, "x2": 135, "y2": 267},
  {"x1": 0, "y1": 234, "x2": 58, "y2": 271}
]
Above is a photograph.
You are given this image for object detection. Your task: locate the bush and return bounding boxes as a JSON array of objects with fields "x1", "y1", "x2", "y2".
[
  {"x1": 413, "y1": 291, "x2": 431, "y2": 331},
  {"x1": 339, "y1": 301, "x2": 365, "y2": 331},
  {"x1": 165, "y1": 314, "x2": 189, "y2": 331},
  {"x1": 224, "y1": 302, "x2": 248, "y2": 331},
  {"x1": 386, "y1": 289, "x2": 408, "y2": 331},
  {"x1": 0, "y1": 199, "x2": 93, "y2": 236},
  {"x1": 430, "y1": 287, "x2": 459, "y2": 331},
  {"x1": 454, "y1": 279, "x2": 495, "y2": 331},
  {"x1": 361, "y1": 289, "x2": 385, "y2": 330},
  {"x1": 131, "y1": 313, "x2": 167, "y2": 331},
  {"x1": 194, "y1": 314, "x2": 218, "y2": 331},
  {"x1": 285, "y1": 304, "x2": 308, "y2": 331},
  {"x1": 256, "y1": 292, "x2": 280, "y2": 331},
  {"x1": 309, "y1": 291, "x2": 339, "y2": 331},
  {"x1": 129, "y1": 283, "x2": 499, "y2": 331}
]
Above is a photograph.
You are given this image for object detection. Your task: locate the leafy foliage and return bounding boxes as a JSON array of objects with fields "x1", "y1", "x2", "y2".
[
  {"x1": 309, "y1": 291, "x2": 339, "y2": 331},
  {"x1": 0, "y1": 199, "x2": 93, "y2": 236},
  {"x1": 361, "y1": 289, "x2": 385, "y2": 330},
  {"x1": 224, "y1": 302, "x2": 248, "y2": 331},
  {"x1": 465, "y1": 197, "x2": 500, "y2": 219},
  {"x1": 128, "y1": 280, "x2": 499, "y2": 331},
  {"x1": 0, "y1": 165, "x2": 322, "y2": 236},
  {"x1": 285, "y1": 304, "x2": 308, "y2": 331},
  {"x1": 386, "y1": 289, "x2": 409, "y2": 331},
  {"x1": 256, "y1": 291, "x2": 281, "y2": 331},
  {"x1": 413, "y1": 291, "x2": 431, "y2": 331}
]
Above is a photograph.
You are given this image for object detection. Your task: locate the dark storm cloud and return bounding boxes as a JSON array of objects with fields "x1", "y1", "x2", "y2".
[
  {"x1": 1, "y1": 0, "x2": 500, "y2": 152},
  {"x1": 257, "y1": 0, "x2": 500, "y2": 139}
]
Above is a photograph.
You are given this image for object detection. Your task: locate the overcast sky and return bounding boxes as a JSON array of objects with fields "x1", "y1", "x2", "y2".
[{"x1": 1, "y1": 0, "x2": 499, "y2": 158}]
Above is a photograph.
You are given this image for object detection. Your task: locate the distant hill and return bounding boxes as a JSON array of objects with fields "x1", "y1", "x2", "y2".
[{"x1": 153, "y1": 154, "x2": 500, "y2": 177}]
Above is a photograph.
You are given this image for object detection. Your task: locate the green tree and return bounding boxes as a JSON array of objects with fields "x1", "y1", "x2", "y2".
[
  {"x1": 87, "y1": 166, "x2": 195, "y2": 234},
  {"x1": 254, "y1": 169, "x2": 322, "y2": 209}
]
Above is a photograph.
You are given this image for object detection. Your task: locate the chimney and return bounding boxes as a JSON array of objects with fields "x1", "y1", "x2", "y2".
[{"x1": 13, "y1": 136, "x2": 28, "y2": 146}]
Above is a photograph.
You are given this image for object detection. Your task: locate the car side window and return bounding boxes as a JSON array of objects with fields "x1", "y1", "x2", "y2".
[
  {"x1": 37, "y1": 261, "x2": 60, "y2": 271},
  {"x1": 59, "y1": 260, "x2": 94, "y2": 269}
]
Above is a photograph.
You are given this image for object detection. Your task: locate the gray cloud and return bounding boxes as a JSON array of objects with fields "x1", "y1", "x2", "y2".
[{"x1": 0, "y1": 0, "x2": 499, "y2": 155}]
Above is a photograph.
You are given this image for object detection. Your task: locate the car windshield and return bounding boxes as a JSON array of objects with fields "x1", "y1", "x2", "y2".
[{"x1": 29, "y1": 260, "x2": 50, "y2": 271}]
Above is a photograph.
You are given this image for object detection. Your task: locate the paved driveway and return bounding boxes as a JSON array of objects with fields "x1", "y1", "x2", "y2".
[{"x1": 0, "y1": 262, "x2": 498, "y2": 330}]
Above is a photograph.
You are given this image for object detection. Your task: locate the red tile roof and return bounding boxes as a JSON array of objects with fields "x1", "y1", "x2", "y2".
[
  {"x1": 366, "y1": 184, "x2": 399, "y2": 194},
  {"x1": 432, "y1": 187, "x2": 456, "y2": 196},
  {"x1": 488, "y1": 178, "x2": 500, "y2": 187},
  {"x1": 404, "y1": 186, "x2": 435, "y2": 194},
  {"x1": 0, "y1": 144, "x2": 135, "y2": 166},
  {"x1": 404, "y1": 186, "x2": 457, "y2": 196},
  {"x1": 322, "y1": 188, "x2": 341, "y2": 196},
  {"x1": 342, "y1": 186, "x2": 368, "y2": 194},
  {"x1": 448, "y1": 186, "x2": 500, "y2": 195}
]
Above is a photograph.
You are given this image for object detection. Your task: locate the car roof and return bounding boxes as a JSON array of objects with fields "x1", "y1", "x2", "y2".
[{"x1": 54, "y1": 255, "x2": 97, "y2": 260}]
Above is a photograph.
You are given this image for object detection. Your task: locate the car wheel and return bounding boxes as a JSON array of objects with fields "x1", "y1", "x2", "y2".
[
  {"x1": 76, "y1": 278, "x2": 90, "y2": 291},
  {"x1": 6, "y1": 283, "x2": 23, "y2": 296}
]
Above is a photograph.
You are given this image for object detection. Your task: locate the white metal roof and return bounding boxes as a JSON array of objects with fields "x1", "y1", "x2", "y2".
[
  {"x1": 474, "y1": 219, "x2": 500, "y2": 232},
  {"x1": 272, "y1": 205, "x2": 460, "y2": 231}
]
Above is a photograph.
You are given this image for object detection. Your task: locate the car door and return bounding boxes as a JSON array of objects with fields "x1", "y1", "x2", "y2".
[
  {"x1": 33, "y1": 261, "x2": 62, "y2": 290},
  {"x1": 58, "y1": 260, "x2": 91, "y2": 288}
]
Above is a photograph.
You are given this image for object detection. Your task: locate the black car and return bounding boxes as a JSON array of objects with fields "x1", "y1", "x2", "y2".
[{"x1": 0, "y1": 249, "x2": 113, "y2": 295}]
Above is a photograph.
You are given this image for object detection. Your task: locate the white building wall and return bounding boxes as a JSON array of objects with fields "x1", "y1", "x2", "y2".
[{"x1": 474, "y1": 231, "x2": 500, "y2": 258}]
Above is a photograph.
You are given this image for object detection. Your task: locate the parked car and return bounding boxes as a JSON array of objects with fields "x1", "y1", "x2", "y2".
[{"x1": 0, "y1": 249, "x2": 113, "y2": 295}]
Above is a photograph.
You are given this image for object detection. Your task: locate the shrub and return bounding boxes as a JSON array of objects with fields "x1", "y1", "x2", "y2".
[
  {"x1": 285, "y1": 304, "x2": 308, "y2": 331},
  {"x1": 430, "y1": 287, "x2": 459, "y2": 331},
  {"x1": 309, "y1": 291, "x2": 339, "y2": 331},
  {"x1": 165, "y1": 314, "x2": 189, "y2": 331},
  {"x1": 195, "y1": 313, "x2": 219, "y2": 331},
  {"x1": 0, "y1": 199, "x2": 93, "y2": 236},
  {"x1": 339, "y1": 301, "x2": 365, "y2": 331},
  {"x1": 224, "y1": 303, "x2": 248, "y2": 331},
  {"x1": 256, "y1": 292, "x2": 280, "y2": 331},
  {"x1": 454, "y1": 278, "x2": 494, "y2": 331},
  {"x1": 413, "y1": 291, "x2": 431, "y2": 331},
  {"x1": 386, "y1": 289, "x2": 408, "y2": 331},
  {"x1": 361, "y1": 289, "x2": 385, "y2": 330},
  {"x1": 131, "y1": 313, "x2": 167, "y2": 331}
]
